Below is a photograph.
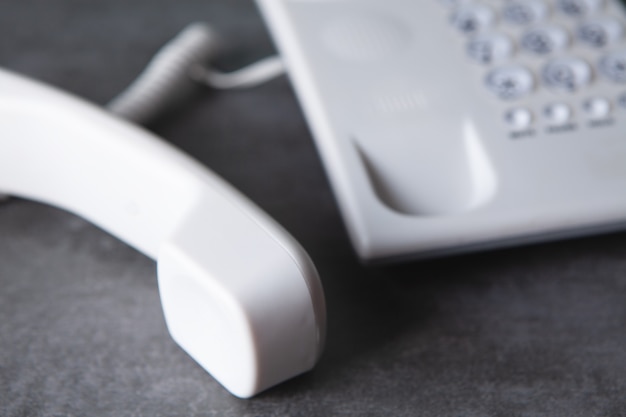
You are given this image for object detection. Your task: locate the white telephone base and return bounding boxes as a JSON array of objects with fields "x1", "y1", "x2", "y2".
[{"x1": 257, "y1": 0, "x2": 626, "y2": 262}]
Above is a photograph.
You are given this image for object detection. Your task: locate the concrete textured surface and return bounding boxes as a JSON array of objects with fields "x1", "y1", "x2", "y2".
[{"x1": 1, "y1": 1, "x2": 626, "y2": 416}]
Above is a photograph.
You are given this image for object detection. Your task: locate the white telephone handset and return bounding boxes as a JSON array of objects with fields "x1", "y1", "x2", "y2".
[
  {"x1": 0, "y1": 68, "x2": 325, "y2": 398},
  {"x1": 257, "y1": 0, "x2": 626, "y2": 261}
]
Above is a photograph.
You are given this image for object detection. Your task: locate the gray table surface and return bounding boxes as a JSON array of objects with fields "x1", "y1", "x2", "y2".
[{"x1": 1, "y1": 1, "x2": 626, "y2": 416}]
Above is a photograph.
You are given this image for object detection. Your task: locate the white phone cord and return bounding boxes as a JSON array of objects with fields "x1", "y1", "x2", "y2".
[
  {"x1": 190, "y1": 55, "x2": 285, "y2": 90},
  {"x1": 107, "y1": 22, "x2": 286, "y2": 125}
]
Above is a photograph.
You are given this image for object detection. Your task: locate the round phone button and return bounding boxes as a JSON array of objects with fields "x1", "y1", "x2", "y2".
[
  {"x1": 544, "y1": 103, "x2": 573, "y2": 124},
  {"x1": 485, "y1": 66, "x2": 535, "y2": 100},
  {"x1": 505, "y1": 108, "x2": 534, "y2": 129},
  {"x1": 555, "y1": 0, "x2": 604, "y2": 18},
  {"x1": 521, "y1": 25, "x2": 570, "y2": 55},
  {"x1": 542, "y1": 58, "x2": 592, "y2": 92},
  {"x1": 578, "y1": 18, "x2": 624, "y2": 48},
  {"x1": 502, "y1": 1, "x2": 549, "y2": 26},
  {"x1": 451, "y1": 5, "x2": 496, "y2": 35},
  {"x1": 598, "y1": 50, "x2": 626, "y2": 83},
  {"x1": 583, "y1": 97, "x2": 612, "y2": 119},
  {"x1": 467, "y1": 33, "x2": 514, "y2": 64}
]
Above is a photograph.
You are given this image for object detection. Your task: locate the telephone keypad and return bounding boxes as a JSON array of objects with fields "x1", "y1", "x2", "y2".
[{"x1": 442, "y1": 0, "x2": 625, "y2": 132}]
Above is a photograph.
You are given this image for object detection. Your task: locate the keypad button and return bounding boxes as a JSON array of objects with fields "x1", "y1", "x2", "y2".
[
  {"x1": 451, "y1": 5, "x2": 496, "y2": 35},
  {"x1": 505, "y1": 108, "x2": 534, "y2": 129},
  {"x1": 598, "y1": 50, "x2": 626, "y2": 83},
  {"x1": 583, "y1": 97, "x2": 612, "y2": 119},
  {"x1": 542, "y1": 58, "x2": 592, "y2": 92},
  {"x1": 485, "y1": 66, "x2": 535, "y2": 100},
  {"x1": 544, "y1": 103, "x2": 573, "y2": 124},
  {"x1": 577, "y1": 19, "x2": 624, "y2": 48},
  {"x1": 502, "y1": 1, "x2": 549, "y2": 26},
  {"x1": 555, "y1": 0, "x2": 604, "y2": 18},
  {"x1": 467, "y1": 33, "x2": 514, "y2": 64},
  {"x1": 521, "y1": 26, "x2": 570, "y2": 55}
]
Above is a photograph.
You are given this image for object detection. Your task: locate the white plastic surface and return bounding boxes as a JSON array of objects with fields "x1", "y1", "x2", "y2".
[
  {"x1": 257, "y1": 0, "x2": 626, "y2": 261},
  {"x1": 0, "y1": 68, "x2": 325, "y2": 398}
]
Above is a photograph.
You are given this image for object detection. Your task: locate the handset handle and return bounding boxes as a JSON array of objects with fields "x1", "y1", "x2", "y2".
[{"x1": 0, "y1": 69, "x2": 325, "y2": 398}]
